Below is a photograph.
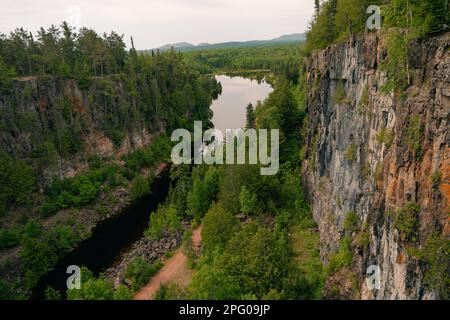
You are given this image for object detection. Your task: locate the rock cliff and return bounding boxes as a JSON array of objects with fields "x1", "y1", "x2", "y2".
[{"x1": 302, "y1": 32, "x2": 449, "y2": 299}]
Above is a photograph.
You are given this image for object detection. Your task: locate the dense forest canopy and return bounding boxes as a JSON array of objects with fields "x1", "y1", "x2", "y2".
[{"x1": 305, "y1": 0, "x2": 449, "y2": 53}]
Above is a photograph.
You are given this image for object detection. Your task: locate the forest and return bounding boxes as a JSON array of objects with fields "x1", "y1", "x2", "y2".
[{"x1": 0, "y1": 0, "x2": 449, "y2": 300}]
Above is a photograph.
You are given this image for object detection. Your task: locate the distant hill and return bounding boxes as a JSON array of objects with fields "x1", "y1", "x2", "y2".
[{"x1": 149, "y1": 33, "x2": 305, "y2": 52}]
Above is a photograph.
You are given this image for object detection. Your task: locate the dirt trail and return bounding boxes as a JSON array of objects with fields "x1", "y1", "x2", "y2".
[{"x1": 134, "y1": 225, "x2": 202, "y2": 300}]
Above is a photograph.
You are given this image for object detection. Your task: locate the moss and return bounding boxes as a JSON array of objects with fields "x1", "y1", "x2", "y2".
[
  {"x1": 345, "y1": 144, "x2": 357, "y2": 162},
  {"x1": 393, "y1": 202, "x2": 421, "y2": 242}
]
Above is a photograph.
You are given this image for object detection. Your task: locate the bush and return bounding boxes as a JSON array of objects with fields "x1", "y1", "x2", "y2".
[
  {"x1": 202, "y1": 204, "x2": 237, "y2": 253},
  {"x1": 409, "y1": 234, "x2": 449, "y2": 299},
  {"x1": 113, "y1": 285, "x2": 133, "y2": 300},
  {"x1": 0, "y1": 152, "x2": 36, "y2": 214},
  {"x1": 375, "y1": 128, "x2": 394, "y2": 148},
  {"x1": 393, "y1": 202, "x2": 420, "y2": 242},
  {"x1": 327, "y1": 236, "x2": 353, "y2": 275},
  {"x1": 0, "y1": 228, "x2": 21, "y2": 250},
  {"x1": 125, "y1": 257, "x2": 163, "y2": 292},
  {"x1": 130, "y1": 175, "x2": 150, "y2": 201},
  {"x1": 154, "y1": 283, "x2": 186, "y2": 300},
  {"x1": 45, "y1": 287, "x2": 61, "y2": 300},
  {"x1": 406, "y1": 115, "x2": 423, "y2": 159},
  {"x1": 39, "y1": 202, "x2": 60, "y2": 218},
  {"x1": 145, "y1": 205, "x2": 182, "y2": 240},
  {"x1": 430, "y1": 171, "x2": 441, "y2": 191},
  {"x1": 343, "y1": 212, "x2": 360, "y2": 234},
  {"x1": 67, "y1": 269, "x2": 114, "y2": 300}
]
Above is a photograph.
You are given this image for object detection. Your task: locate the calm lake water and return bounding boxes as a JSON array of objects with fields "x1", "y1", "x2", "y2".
[{"x1": 211, "y1": 75, "x2": 273, "y2": 132}]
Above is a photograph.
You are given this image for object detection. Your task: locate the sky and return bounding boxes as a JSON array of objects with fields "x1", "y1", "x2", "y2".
[{"x1": 0, "y1": 0, "x2": 315, "y2": 49}]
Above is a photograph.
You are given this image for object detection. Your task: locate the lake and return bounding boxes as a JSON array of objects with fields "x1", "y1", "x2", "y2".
[{"x1": 211, "y1": 75, "x2": 273, "y2": 133}]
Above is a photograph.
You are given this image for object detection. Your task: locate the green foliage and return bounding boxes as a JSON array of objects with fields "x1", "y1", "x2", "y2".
[
  {"x1": 45, "y1": 287, "x2": 61, "y2": 300},
  {"x1": 327, "y1": 236, "x2": 354, "y2": 275},
  {"x1": 20, "y1": 220, "x2": 80, "y2": 288},
  {"x1": 380, "y1": 29, "x2": 409, "y2": 95},
  {"x1": 206, "y1": 223, "x2": 290, "y2": 298},
  {"x1": 188, "y1": 265, "x2": 240, "y2": 300},
  {"x1": 0, "y1": 152, "x2": 36, "y2": 214},
  {"x1": 154, "y1": 283, "x2": 186, "y2": 300},
  {"x1": 239, "y1": 186, "x2": 259, "y2": 215},
  {"x1": 145, "y1": 204, "x2": 182, "y2": 240},
  {"x1": 113, "y1": 285, "x2": 133, "y2": 300},
  {"x1": 384, "y1": 0, "x2": 449, "y2": 38},
  {"x1": 0, "y1": 228, "x2": 21, "y2": 250},
  {"x1": 356, "y1": 222, "x2": 371, "y2": 249},
  {"x1": 67, "y1": 268, "x2": 114, "y2": 300},
  {"x1": 124, "y1": 257, "x2": 163, "y2": 292},
  {"x1": 130, "y1": 175, "x2": 150, "y2": 201},
  {"x1": 393, "y1": 202, "x2": 421, "y2": 242},
  {"x1": 343, "y1": 212, "x2": 360, "y2": 234},
  {"x1": 202, "y1": 204, "x2": 237, "y2": 253},
  {"x1": 187, "y1": 166, "x2": 219, "y2": 219},
  {"x1": 409, "y1": 234, "x2": 449, "y2": 299},
  {"x1": 245, "y1": 103, "x2": 255, "y2": 129},
  {"x1": 0, "y1": 280, "x2": 13, "y2": 300},
  {"x1": 375, "y1": 128, "x2": 394, "y2": 148},
  {"x1": 406, "y1": 115, "x2": 423, "y2": 159}
]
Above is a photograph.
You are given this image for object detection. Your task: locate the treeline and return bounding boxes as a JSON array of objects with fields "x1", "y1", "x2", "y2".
[
  {"x1": 0, "y1": 22, "x2": 127, "y2": 78},
  {"x1": 0, "y1": 23, "x2": 221, "y2": 212},
  {"x1": 306, "y1": 0, "x2": 449, "y2": 53},
  {"x1": 183, "y1": 44, "x2": 304, "y2": 82}
]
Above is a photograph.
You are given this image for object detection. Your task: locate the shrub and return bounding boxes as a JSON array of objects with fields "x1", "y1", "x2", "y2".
[
  {"x1": 409, "y1": 234, "x2": 449, "y2": 299},
  {"x1": 406, "y1": 115, "x2": 423, "y2": 159},
  {"x1": 145, "y1": 205, "x2": 181, "y2": 241},
  {"x1": 202, "y1": 204, "x2": 237, "y2": 253},
  {"x1": 130, "y1": 175, "x2": 150, "y2": 201},
  {"x1": 0, "y1": 228, "x2": 21, "y2": 250},
  {"x1": 125, "y1": 257, "x2": 163, "y2": 292},
  {"x1": 393, "y1": 202, "x2": 420, "y2": 242},
  {"x1": 39, "y1": 202, "x2": 60, "y2": 218},
  {"x1": 154, "y1": 283, "x2": 186, "y2": 300},
  {"x1": 45, "y1": 287, "x2": 61, "y2": 300},
  {"x1": 430, "y1": 171, "x2": 441, "y2": 191},
  {"x1": 327, "y1": 236, "x2": 353, "y2": 275},
  {"x1": 375, "y1": 128, "x2": 394, "y2": 148},
  {"x1": 113, "y1": 285, "x2": 133, "y2": 300},
  {"x1": 343, "y1": 212, "x2": 360, "y2": 234}
]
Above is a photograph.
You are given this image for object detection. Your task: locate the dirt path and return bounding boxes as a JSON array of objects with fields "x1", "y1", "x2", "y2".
[{"x1": 134, "y1": 225, "x2": 202, "y2": 300}]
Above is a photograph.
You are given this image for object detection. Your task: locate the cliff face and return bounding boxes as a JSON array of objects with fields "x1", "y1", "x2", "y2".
[
  {"x1": 302, "y1": 32, "x2": 449, "y2": 300},
  {"x1": 0, "y1": 77, "x2": 164, "y2": 184}
]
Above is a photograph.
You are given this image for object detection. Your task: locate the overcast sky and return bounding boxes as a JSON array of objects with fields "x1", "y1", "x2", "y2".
[{"x1": 0, "y1": 0, "x2": 315, "y2": 49}]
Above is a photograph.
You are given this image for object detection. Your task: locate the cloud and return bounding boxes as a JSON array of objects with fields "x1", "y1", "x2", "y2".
[{"x1": 0, "y1": 0, "x2": 314, "y2": 49}]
